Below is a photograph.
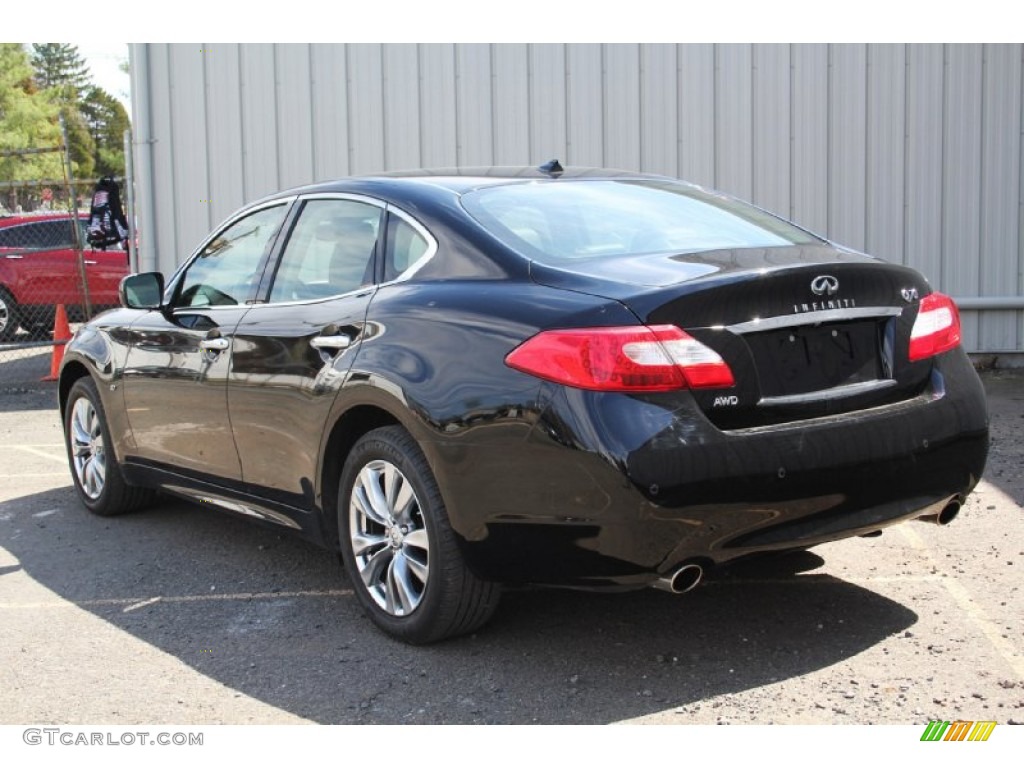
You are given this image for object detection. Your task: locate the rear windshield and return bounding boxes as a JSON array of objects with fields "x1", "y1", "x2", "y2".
[{"x1": 460, "y1": 179, "x2": 822, "y2": 263}]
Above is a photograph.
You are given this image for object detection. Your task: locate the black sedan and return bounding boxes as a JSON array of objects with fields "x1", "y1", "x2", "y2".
[{"x1": 58, "y1": 165, "x2": 989, "y2": 643}]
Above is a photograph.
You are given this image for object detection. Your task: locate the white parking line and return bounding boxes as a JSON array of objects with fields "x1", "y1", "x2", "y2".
[
  {"x1": 706, "y1": 574, "x2": 946, "y2": 585},
  {"x1": 0, "y1": 588, "x2": 355, "y2": 610},
  {"x1": 0, "y1": 473, "x2": 68, "y2": 478},
  {"x1": 10, "y1": 446, "x2": 67, "y2": 464},
  {"x1": 122, "y1": 596, "x2": 162, "y2": 612},
  {"x1": 897, "y1": 525, "x2": 1024, "y2": 679}
]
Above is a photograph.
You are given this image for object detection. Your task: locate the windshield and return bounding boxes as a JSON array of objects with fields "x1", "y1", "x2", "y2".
[{"x1": 460, "y1": 179, "x2": 822, "y2": 264}]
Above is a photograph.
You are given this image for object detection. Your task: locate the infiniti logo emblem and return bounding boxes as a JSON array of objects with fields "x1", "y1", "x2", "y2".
[{"x1": 810, "y1": 275, "x2": 839, "y2": 296}]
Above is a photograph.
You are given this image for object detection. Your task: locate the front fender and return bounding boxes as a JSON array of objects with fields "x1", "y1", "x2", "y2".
[{"x1": 59, "y1": 310, "x2": 146, "y2": 457}]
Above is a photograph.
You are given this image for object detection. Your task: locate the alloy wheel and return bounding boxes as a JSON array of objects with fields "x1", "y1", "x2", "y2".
[
  {"x1": 0, "y1": 296, "x2": 10, "y2": 335},
  {"x1": 348, "y1": 459, "x2": 430, "y2": 616},
  {"x1": 70, "y1": 397, "x2": 107, "y2": 499}
]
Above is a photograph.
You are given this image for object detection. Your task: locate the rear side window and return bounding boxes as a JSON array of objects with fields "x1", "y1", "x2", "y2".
[
  {"x1": 460, "y1": 180, "x2": 822, "y2": 264},
  {"x1": 383, "y1": 214, "x2": 430, "y2": 283},
  {"x1": 0, "y1": 219, "x2": 76, "y2": 250}
]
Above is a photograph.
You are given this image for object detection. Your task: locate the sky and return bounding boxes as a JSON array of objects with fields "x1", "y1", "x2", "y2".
[{"x1": 76, "y1": 43, "x2": 131, "y2": 114}]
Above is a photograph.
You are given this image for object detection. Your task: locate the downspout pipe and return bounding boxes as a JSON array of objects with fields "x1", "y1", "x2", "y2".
[{"x1": 130, "y1": 44, "x2": 158, "y2": 274}]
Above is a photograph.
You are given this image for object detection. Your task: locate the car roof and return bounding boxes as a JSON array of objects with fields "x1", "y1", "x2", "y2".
[
  {"x1": 370, "y1": 165, "x2": 668, "y2": 189},
  {"x1": 256, "y1": 165, "x2": 679, "y2": 203},
  {"x1": 0, "y1": 212, "x2": 85, "y2": 227}
]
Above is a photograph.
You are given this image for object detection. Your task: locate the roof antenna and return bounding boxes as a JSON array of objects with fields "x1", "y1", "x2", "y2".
[{"x1": 538, "y1": 159, "x2": 564, "y2": 178}]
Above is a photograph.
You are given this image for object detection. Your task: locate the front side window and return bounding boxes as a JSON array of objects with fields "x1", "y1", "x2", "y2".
[
  {"x1": 176, "y1": 204, "x2": 287, "y2": 308},
  {"x1": 268, "y1": 199, "x2": 381, "y2": 303}
]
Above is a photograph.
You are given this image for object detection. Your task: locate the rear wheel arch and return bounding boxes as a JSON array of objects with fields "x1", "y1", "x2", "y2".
[
  {"x1": 337, "y1": 425, "x2": 500, "y2": 643},
  {"x1": 319, "y1": 404, "x2": 402, "y2": 549}
]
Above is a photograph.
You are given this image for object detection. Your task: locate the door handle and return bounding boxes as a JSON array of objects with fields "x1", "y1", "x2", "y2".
[
  {"x1": 4, "y1": 254, "x2": 23, "y2": 260},
  {"x1": 310, "y1": 334, "x2": 352, "y2": 351},
  {"x1": 199, "y1": 337, "x2": 230, "y2": 352},
  {"x1": 84, "y1": 259, "x2": 98, "y2": 265}
]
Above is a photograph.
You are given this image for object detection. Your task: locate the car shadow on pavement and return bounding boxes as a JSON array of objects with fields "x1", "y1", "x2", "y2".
[
  {"x1": 979, "y1": 370, "x2": 1024, "y2": 511},
  {"x1": 0, "y1": 485, "x2": 917, "y2": 725},
  {"x1": 0, "y1": 381, "x2": 57, "y2": 413}
]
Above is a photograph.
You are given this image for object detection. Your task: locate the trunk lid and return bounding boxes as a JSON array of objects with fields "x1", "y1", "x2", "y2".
[{"x1": 530, "y1": 245, "x2": 937, "y2": 428}]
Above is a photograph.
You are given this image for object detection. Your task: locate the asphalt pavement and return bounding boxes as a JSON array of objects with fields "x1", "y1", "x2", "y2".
[{"x1": 0, "y1": 368, "x2": 1021, "y2": 724}]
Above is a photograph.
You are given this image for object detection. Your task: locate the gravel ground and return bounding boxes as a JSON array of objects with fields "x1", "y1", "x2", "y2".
[{"x1": 0, "y1": 371, "x2": 1021, "y2": 725}]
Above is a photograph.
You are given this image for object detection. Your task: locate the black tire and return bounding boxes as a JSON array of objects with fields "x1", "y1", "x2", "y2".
[
  {"x1": 338, "y1": 426, "x2": 500, "y2": 644},
  {"x1": 64, "y1": 376, "x2": 155, "y2": 516},
  {"x1": 0, "y1": 287, "x2": 21, "y2": 341},
  {"x1": 26, "y1": 305, "x2": 56, "y2": 338}
]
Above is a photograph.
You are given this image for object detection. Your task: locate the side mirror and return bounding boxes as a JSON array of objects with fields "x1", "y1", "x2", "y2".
[{"x1": 119, "y1": 272, "x2": 165, "y2": 309}]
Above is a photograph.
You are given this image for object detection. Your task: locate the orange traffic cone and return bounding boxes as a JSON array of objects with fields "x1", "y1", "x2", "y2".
[{"x1": 41, "y1": 304, "x2": 71, "y2": 382}]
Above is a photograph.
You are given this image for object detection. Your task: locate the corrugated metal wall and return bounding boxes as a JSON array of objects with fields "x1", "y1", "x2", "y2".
[{"x1": 130, "y1": 43, "x2": 1024, "y2": 353}]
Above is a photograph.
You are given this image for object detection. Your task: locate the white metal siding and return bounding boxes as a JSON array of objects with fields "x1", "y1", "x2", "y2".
[
  {"x1": 715, "y1": 44, "x2": 753, "y2": 200},
  {"x1": 905, "y1": 45, "x2": 944, "y2": 288},
  {"x1": 865, "y1": 44, "x2": 905, "y2": 265},
  {"x1": 275, "y1": 44, "x2": 315, "y2": 191},
  {"x1": 530, "y1": 45, "x2": 568, "y2": 164},
  {"x1": 382, "y1": 44, "x2": 421, "y2": 171},
  {"x1": 603, "y1": 45, "x2": 641, "y2": 172},
  {"x1": 417, "y1": 44, "x2": 457, "y2": 168},
  {"x1": 565, "y1": 44, "x2": 604, "y2": 166},
  {"x1": 791, "y1": 44, "x2": 828, "y2": 233},
  {"x1": 310, "y1": 44, "x2": 351, "y2": 181},
  {"x1": 203, "y1": 43, "x2": 245, "y2": 231},
  {"x1": 131, "y1": 43, "x2": 1024, "y2": 353},
  {"x1": 980, "y1": 45, "x2": 1022, "y2": 352},
  {"x1": 677, "y1": 44, "x2": 715, "y2": 188},
  {"x1": 239, "y1": 44, "x2": 280, "y2": 203},
  {"x1": 943, "y1": 46, "x2": 984, "y2": 351},
  {"x1": 454, "y1": 45, "x2": 492, "y2": 166},
  {"x1": 752, "y1": 44, "x2": 790, "y2": 218},
  {"x1": 829, "y1": 44, "x2": 868, "y2": 251}
]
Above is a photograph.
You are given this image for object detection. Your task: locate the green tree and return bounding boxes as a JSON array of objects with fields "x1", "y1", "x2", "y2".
[
  {"x1": 80, "y1": 86, "x2": 130, "y2": 177},
  {"x1": 0, "y1": 44, "x2": 63, "y2": 210},
  {"x1": 30, "y1": 43, "x2": 91, "y2": 101},
  {"x1": 63, "y1": 107, "x2": 95, "y2": 182},
  {"x1": 28, "y1": 44, "x2": 98, "y2": 184}
]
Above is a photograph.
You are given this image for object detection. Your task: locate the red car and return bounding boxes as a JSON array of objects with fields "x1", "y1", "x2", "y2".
[{"x1": 0, "y1": 212, "x2": 129, "y2": 340}]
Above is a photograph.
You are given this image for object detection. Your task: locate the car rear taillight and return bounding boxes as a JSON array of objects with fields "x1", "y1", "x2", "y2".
[
  {"x1": 505, "y1": 325, "x2": 735, "y2": 391},
  {"x1": 908, "y1": 292, "x2": 962, "y2": 361}
]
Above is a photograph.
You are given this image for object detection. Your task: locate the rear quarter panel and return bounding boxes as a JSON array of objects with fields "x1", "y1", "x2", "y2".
[{"x1": 324, "y1": 278, "x2": 640, "y2": 545}]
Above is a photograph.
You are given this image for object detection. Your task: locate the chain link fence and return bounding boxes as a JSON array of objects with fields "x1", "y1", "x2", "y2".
[{"x1": 1, "y1": 137, "x2": 130, "y2": 384}]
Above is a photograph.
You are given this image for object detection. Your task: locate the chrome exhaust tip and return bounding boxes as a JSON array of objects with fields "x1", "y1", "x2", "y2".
[
  {"x1": 918, "y1": 499, "x2": 962, "y2": 526},
  {"x1": 936, "y1": 500, "x2": 961, "y2": 525},
  {"x1": 652, "y1": 563, "x2": 704, "y2": 594}
]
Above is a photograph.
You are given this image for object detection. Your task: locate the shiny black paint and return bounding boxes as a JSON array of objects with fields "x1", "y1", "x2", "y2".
[
  {"x1": 59, "y1": 170, "x2": 990, "y2": 591},
  {"x1": 228, "y1": 288, "x2": 375, "y2": 511},
  {"x1": 120, "y1": 306, "x2": 250, "y2": 479}
]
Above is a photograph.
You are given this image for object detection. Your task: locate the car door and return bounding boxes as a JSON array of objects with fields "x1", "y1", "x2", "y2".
[
  {"x1": 0, "y1": 219, "x2": 75, "y2": 308},
  {"x1": 227, "y1": 195, "x2": 384, "y2": 514},
  {"x1": 120, "y1": 201, "x2": 291, "y2": 480}
]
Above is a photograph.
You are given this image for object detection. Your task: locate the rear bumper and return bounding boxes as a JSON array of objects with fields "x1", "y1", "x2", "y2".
[{"x1": 437, "y1": 349, "x2": 988, "y2": 588}]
